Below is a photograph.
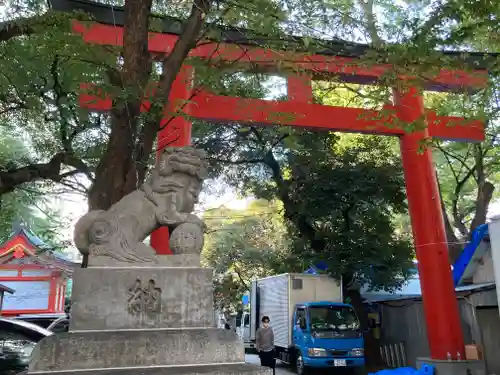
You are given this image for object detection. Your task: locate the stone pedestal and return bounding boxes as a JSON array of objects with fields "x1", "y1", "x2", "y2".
[
  {"x1": 28, "y1": 266, "x2": 270, "y2": 375},
  {"x1": 417, "y1": 357, "x2": 487, "y2": 375}
]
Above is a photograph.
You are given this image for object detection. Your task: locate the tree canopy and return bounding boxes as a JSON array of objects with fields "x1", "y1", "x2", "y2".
[
  {"x1": 197, "y1": 113, "x2": 414, "y2": 289},
  {"x1": 0, "y1": 128, "x2": 67, "y2": 246},
  {"x1": 0, "y1": 0, "x2": 497, "y2": 271},
  {"x1": 202, "y1": 199, "x2": 301, "y2": 311}
]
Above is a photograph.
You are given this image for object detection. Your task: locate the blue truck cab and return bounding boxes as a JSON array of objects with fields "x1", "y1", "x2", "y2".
[{"x1": 291, "y1": 301, "x2": 365, "y2": 374}]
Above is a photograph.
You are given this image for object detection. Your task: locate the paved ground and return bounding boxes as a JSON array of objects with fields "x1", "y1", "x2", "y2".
[
  {"x1": 245, "y1": 354, "x2": 370, "y2": 374},
  {"x1": 245, "y1": 354, "x2": 293, "y2": 375}
]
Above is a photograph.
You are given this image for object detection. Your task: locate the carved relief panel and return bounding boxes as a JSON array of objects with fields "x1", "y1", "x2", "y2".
[{"x1": 127, "y1": 278, "x2": 162, "y2": 315}]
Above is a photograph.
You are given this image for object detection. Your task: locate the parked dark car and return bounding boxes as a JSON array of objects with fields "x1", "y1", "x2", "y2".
[
  {"x1": 46, "y1": 316, "x2": 70, "y2": 333},
  {"x1": 13, "y1": 313, "x2": 68, "y2": 330},
  {"x1": 0, "y1": 318, "x2": 52, "y2": 375}
]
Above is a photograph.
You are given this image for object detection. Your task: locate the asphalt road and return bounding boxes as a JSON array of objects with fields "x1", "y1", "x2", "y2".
[
  {"x1": 245, "y1": 354, "x2": 370, "y2": 375},
  {"x1": 245, "y1": 354, "x2": 294, "y2": 375}
]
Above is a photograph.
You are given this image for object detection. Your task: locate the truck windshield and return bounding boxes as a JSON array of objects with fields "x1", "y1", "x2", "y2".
[{"x1": 308, "y1": 305, "x2": 360, "y2": 331}]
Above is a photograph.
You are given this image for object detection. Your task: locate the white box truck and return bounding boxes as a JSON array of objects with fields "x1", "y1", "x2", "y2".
[{"x1": 244, "y1": 273, "x2": 365, "y2": 374}]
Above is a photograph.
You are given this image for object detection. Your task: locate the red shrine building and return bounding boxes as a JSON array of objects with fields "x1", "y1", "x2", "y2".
[{"x1": 0, "y1": 227, "x2": 78, "y2": 316}]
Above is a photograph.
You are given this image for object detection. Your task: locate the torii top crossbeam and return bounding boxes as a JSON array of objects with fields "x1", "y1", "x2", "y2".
[
  {"x1": 49, "y1": 0, "x2": 494, "y2": 364},
  {"x1": 50, "y1": 0, "x2": 491, "y2": 92},
  {"x1": 50, "y1": 0, "x2": 489, "y2": 144}
]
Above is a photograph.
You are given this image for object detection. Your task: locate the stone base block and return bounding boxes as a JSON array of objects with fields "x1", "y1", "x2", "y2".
[
  {"x1": 28, "y1": 363, "x2": 272, "y2": 375},
  {"x1": 417, "y1": 357, "x2": 486, "y2": 375},
  {"x1": 88, "y1": 254, "x2": 201, "y2": 267},
  {"x1": 70, "y1": 267, "x2": 214, "y2": 331},
  {"x1": 30, "y1": 328, "x2": 243, "y2": 372}
]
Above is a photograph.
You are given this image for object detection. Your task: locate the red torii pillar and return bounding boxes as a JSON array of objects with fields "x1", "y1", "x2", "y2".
[
  {"x1": 149, "y1": 66, "x2": 193, "y2": 254},
  {"x1": 286, "y1": 75, "x2": 465, "y2": 359},
  {"x1": 395, "y1": 87, "x2": 465, "y2": 360}
]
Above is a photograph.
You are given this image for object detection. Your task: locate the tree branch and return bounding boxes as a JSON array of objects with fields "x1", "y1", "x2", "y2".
[
  {"x1": 0, "y1": 152, "x2": 90, "y2": 195},
  {"x1": 232, "y1": 264, "x2": 250, "y2": 291},
  {"x1": 358, "y1": 0, "x2": 383, "y2": 48},
  {"x1": 130, "y1": 0, "x2": 211, "y2": 186},
  {"x1": 470, "y1": 144, "x2": 495, "y2": 233},
  {"x1": 262, "y1": 149, "x2": 327, "y2": 253},
  {"x1": 0, "y1": 12, "x2": 88, "y2": 42},
  {"x1": 451, "y1": 167, "x2": 476, "y2": 237},
  {"x1": 153, "y1": 0, "x2": 211, "y2": 111},
  {"x1": 207, "y1": 157, "x2": 265, "y2": 165},
  {"x1": 436, "y1": 170, "x2": 462, "y2": 262},
  {"x1": 407, "y1": 1, "x2": 458, "y2": 46}
]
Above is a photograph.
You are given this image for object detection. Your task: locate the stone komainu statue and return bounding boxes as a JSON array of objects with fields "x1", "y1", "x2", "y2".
[{"x1": 74, "y1": 147, "x2": 208, "y2": 265}]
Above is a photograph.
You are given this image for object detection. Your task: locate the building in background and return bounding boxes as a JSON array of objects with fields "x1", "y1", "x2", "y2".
[
  {"x1": 0, "y1": 226, "x2": 78, "y2": 316},
  {"x1": 365, "y1": 222, "x2": 499, "y2": 374}
]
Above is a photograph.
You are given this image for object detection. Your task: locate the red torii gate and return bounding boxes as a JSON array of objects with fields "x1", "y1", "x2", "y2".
[{"x1": 52, "y1": 0, "x2": 489, "y2": 363}]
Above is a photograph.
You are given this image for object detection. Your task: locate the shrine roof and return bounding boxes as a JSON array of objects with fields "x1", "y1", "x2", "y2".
[
  {"x1": 0, "y1": 226, "x2": 78, "y2": 270},
  {"x1": 49, "y1": 0, "x2": 497, "y2": 71}
]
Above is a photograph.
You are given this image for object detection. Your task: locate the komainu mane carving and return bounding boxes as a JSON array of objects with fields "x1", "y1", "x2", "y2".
[{"x1": 74, "y1": 147, "x2": 208, "y2": 264}]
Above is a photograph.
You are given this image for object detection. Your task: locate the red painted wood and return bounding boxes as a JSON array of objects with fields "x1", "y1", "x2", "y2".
[
  {"x1": 79, "y1": 87, "x2": 485, "y2": 142},
  {"x1": 0, "y1": 264, "x2": 50, "y2": 270},
  {"x1": 72, "y1": 21, "x2": 488, "y2": 90},
  {"x1": 0, "y1": 242, "x2": 70, "y2": 314},
  {"x1": 396, "y1": 87, "x2": 465, "y2": 360},
  {"x1": 287, "y1": 74, "x2": 314, "y2": 103},
  {"x1": 56, "y1": 283, "x2": 63, "y2": 312},
  {"x1": 1, "y1": 309, "x2": 54, "y2": 316},
  {"x1": 0, "y1": 267, "x2": 21, "y2": 275},
  {"x1": 47, "y1": 277, "x2": 57, "y2": 313},
  {"x1": 60, "y1": 284, "x2": 67, "y2": 311},
  {"x1": 0, "y1": 276, "x2": 53, "y2": 281},
  {"x1": 157, "y1": 66, "x2": 194, "y2": 151},
  {"x1": 0, "y1": 236, "x2": 36, "y2": 257},
  {"x1": 149, "y1": 66, "x2": 193, "y2": 254}
]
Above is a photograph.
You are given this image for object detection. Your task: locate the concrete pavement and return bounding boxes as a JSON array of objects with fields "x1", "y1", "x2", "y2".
[{"x1": 245, "y1": 354, "x2": 293, "y2": 375}]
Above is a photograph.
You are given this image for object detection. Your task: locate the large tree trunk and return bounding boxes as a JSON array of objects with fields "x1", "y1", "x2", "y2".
[
  {"x1": 83, "y1": 0, "x2": 210, "y2": 268},
  {"x1": 87, "y1": 0, "x2": 211, "y2": 211},
  {"x1": 88, "y1": 0, "x2": 153, "y2": 210},
  {"x1": 470, "y1": 144, "x2": 494, "y2": 233},
  {"x1": 470, "y1": 180, "x2": 494, "y2": 231},
  {"x1": 436, "y1": 171, "x2": 463, "y2": 263}
]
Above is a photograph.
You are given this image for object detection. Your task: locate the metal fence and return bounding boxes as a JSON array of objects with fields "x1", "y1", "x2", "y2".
[
  {"x1": 380, "y1": 342, "x2": 407, "y2": 368},
  {"x1": 378, "y1": 291, "x2": 500, "y2": 374}
]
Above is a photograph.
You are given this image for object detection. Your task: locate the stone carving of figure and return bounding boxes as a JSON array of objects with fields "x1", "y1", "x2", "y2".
[{"x1": 73, "y1": 147, "x2": 208, "y2": 265}]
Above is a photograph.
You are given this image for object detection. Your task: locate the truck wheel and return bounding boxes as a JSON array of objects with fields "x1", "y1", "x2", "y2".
[{"x1": 295, "y1": 353, "x2": 307, "y2": 375}]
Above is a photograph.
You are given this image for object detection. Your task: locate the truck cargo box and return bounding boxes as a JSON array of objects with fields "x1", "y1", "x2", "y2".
[{"x1": 255, "y1": 273, "x2": 342, "y2": 348}]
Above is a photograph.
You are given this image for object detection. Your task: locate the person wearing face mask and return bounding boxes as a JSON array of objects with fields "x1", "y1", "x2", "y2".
[{"x1": 255, "y1": 316, "x2": 275, "y2": 375}]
